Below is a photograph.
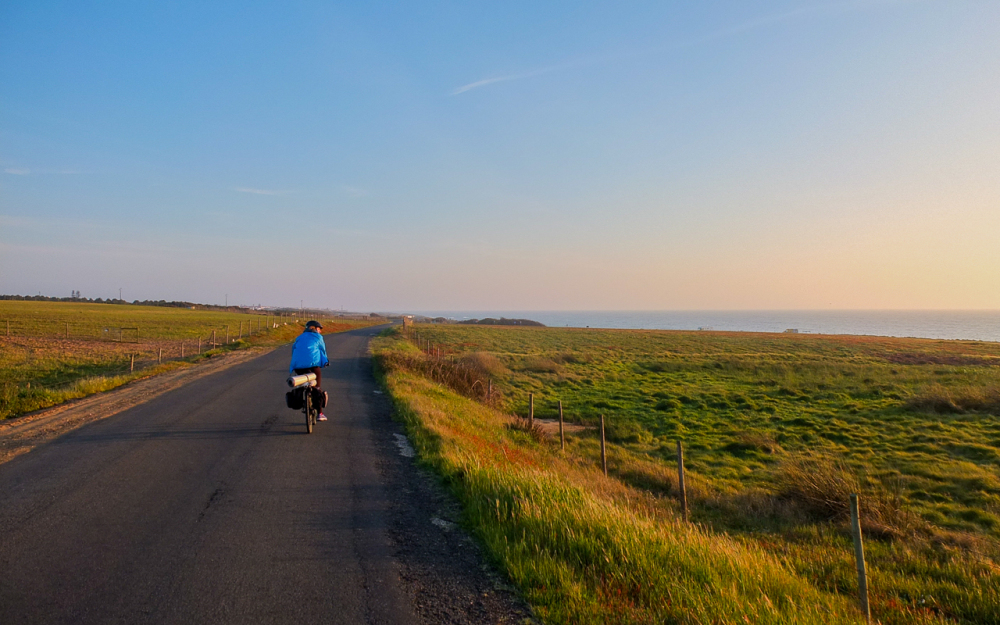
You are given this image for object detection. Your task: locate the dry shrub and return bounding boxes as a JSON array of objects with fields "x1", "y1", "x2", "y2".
[
  {"x1": 704, "y1": 488, "x2": 813, "y2": 528},
  {"x1": 551, "y1": 351, "x2": 590, "y2": 365},
  {"x1": 377, "y1": 348, "x2": 503, "y2": 407},
  {"x1": 460, "y1": 351, "x2": 508, "y2": 376},
  {"x1": 776, "y1": 457, "x2": 918, "y2": 539},
  {"x1": 506, "y1": 418, "x2": 547, "y2": 443},
  {"x1": 615, "y1": 459, "x2": 676, "y2": 496},
  {"x1": 522, "y1": 356, "x2": 562, "y2": 374},
  {"x1": 726, "y1": 431, "x2": 783, "y2": 455},
  {"x1": 930, "y1": 529, "x2": 999, "y2": 559},
  {"x1": 906, "y1": 383, "x2": 1000, "y2": 414}
]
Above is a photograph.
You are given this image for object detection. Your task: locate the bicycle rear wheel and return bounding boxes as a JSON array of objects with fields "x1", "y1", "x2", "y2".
[{"x1": 304, "y1": 392, "x2": 314, "y2": 434}]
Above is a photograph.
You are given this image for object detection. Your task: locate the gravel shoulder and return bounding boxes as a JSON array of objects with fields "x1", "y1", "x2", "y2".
[{"x1": 366, "y1": 384, "x2": 535, "y2": 624}]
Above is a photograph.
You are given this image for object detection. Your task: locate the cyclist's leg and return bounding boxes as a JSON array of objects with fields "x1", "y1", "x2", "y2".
[
  {"x1": 293, "y1": 367, "x2": 324, "y2": 412},
  {"x1": 299, "y1": 366, "x2": 325, "y2": 416}
]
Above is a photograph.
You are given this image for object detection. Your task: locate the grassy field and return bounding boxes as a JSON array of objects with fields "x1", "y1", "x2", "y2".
[
  {"x1": 376, "y1": 324, "x2": 1000, "y2": 624},
  {"x1": 0, "y1": 300, "x2": 379, "y2": 420}
]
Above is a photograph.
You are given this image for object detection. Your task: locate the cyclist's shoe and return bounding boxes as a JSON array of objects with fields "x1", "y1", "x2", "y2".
[{"x1": 317, "y1": 413, "x2": 328, "y2": 421}]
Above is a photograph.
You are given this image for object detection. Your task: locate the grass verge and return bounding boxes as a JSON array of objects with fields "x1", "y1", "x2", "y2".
[{"x1": 374, "y1": 330, "x2": 873, "y2": 624}]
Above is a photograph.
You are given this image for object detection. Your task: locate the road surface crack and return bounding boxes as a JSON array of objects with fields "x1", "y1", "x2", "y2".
[{"x1": 198, "y1": 486, "x2": 226, "y2": 522}]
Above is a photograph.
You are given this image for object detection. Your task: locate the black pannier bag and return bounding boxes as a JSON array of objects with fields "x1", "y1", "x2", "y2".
[{"x1": 286, "y1": 390, "x2": 304, "y2": 410}]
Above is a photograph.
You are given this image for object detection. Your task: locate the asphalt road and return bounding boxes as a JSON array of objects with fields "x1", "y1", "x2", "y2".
[{"x1": 0, "y1": 326, "x2": 528, "y2": 625}]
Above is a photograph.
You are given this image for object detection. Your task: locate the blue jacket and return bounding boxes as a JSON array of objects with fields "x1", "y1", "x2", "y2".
[{"x1": 289, "y1": 330, "x2": 329, "y2": 373}]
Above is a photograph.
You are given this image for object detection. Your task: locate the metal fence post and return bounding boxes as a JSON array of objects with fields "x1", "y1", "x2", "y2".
[{"x1": 558, "y1": 400, "x2": 565, "y2": 451}]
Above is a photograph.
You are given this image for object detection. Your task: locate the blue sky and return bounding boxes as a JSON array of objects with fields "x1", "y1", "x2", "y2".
[{"x1": 2, "y1": 1, "x2": 998, "y2": 311}]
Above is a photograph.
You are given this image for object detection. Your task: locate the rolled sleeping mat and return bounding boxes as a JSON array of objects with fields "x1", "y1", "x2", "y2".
[{"x1": 287, "y1": 372, "x2": 317, "y2": 388}]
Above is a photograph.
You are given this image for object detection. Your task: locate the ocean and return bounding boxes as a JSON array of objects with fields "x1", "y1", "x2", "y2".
[{"x1": 412, "y1": 310, "x2": 1000, "y2": 343}]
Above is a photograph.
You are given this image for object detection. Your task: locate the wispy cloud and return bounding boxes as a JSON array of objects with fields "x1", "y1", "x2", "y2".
[
  {"x1": 4, "y1": 168, "x2": 30, "y2": 175},
  {"x1": 450, "y1": 1, "x2": 910, "y2": 95},
  {"x1": 451, "y1": 64, "x2": 566, "y2": 95},
  {"x1": 234, "y1": 187, "x2": 290, "y2": 196}
]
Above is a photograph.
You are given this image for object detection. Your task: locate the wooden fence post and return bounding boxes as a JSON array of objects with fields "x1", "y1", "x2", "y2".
[
  {"x1": 600, "y1": 414, "x2": 607, "y2": 477},
  {"x1": 212, "y1": 330, "x2": 216, "y2": 348},
  {"x1": 158, "y1": 347, "x2": 162, "y2": 363},
  {"x1": 181, "y1": 342, "x2": 185, "y2": 358},
  {"x1": 487, "y1": 379, "x2": 492, "y2": 401},
  {"x1": 226, "y1": 325, "x2": 230, "y2": 344},
  {"x1": 130, "y1": 353, "x2": 135, "y2": 373},
  {"x1": 198, "y1": 337, "x2": 202, "y2": 354},
  {"x1": 66, "y1": 322, "x2": 69, "y2": 339},
  {"x1": 677, "y1": 441, "x2": 688, "y2": 522},
  {"x1": 529, "y1": 393, "x2": 534, "y2": 428},
  {"x1": 558, "y1": 400, "x2": 565, "y2": 451},
  {"x1": 850, "y1": 494, "x2": 872, "y2": 623}
]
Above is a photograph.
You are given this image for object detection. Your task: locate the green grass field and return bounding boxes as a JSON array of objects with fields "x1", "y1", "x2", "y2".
[
  {"x1": 0, "y1": 300, "x2": 289, "y2": 341},
  {"x1": 0, "y1": 300, "x2": 377, "y2": 420},
  {"x1": 378, "y1": 324, "x2": 1000, "y2": 624}
]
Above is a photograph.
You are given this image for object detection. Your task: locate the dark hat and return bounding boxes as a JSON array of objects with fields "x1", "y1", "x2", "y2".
[{"x1": 305, "y1": 320, "x2": 323, "y2": 330}]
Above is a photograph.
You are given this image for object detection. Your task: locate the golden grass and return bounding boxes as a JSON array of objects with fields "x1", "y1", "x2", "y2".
[{"x1": 375, "y1": 332, "x2": 869, "y2": 624}]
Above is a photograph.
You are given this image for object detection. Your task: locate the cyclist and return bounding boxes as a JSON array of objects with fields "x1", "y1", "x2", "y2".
[{"x1": 289, "y1": 320, "x2": 330, "y2": 421}]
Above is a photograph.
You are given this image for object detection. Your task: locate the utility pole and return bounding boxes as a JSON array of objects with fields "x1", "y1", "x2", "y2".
[{"x1": 119, "y1": 288, "x2": 122, "y2": 301}]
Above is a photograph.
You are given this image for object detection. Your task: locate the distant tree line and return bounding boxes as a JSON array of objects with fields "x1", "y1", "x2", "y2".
[{"x1": 0, "y1": 294, "x2": 246, "y2": 311}]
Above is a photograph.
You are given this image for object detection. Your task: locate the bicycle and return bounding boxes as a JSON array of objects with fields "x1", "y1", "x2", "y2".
[{"x1": 286, "y1": 372, "x2": 319, "y2": 433}]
